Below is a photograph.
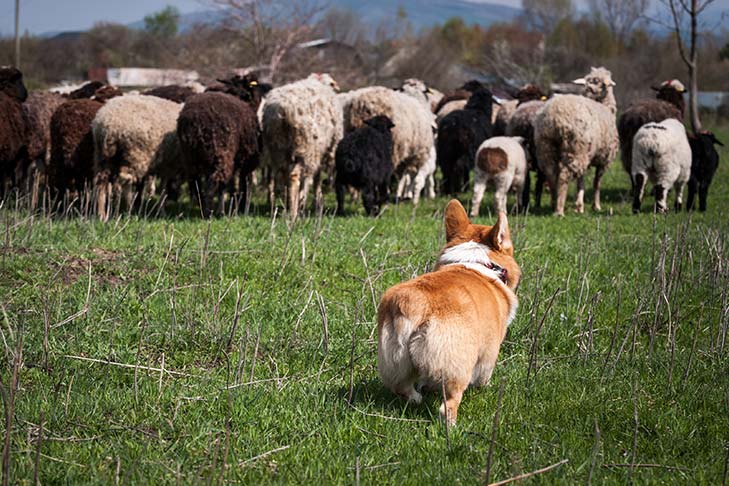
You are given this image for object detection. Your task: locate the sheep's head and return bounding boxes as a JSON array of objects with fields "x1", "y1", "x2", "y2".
[
  {"x1": 92, "y1": 86, "x2": 123, "y2": 102},
  {"x1": 364, "y1": 115, "x2": 395, "y2": 133},
  {"x1": 515, "y1": 84, "x2": 547, "y2": 106},
  {"x1": 465, "y1": 88, "x2": 499, "y2": 117},
  {"x1": 573, "y1": 67, "x2": 615, "y2": 100},
  {"x1": 460, "y1": 80, "x2": 485, "y2": 93},
  {"x1": 215, "y1": 74, "x2": 272, "y2": 109},
  {"x1": 0, "y1": 66, "x2": 28, "y2": 102},
  {"x1": 398, "y1": 78, "x2": 431, "y2": 105},
  {"x1": 68, "y1": 81, "x2": 105, "y2": 100},
  {"x1": 652, "y1": 79, "x2": 686, "y2": 117},
  {"x1": 310, "y1": 73, "x2": 340, "y2": 92}
]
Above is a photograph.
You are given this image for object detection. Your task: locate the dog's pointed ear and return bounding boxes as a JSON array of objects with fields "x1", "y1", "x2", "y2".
[
  {"x1": 444, "y1": 199, "x2": 469, "y2": 241},
  {"x1": 489, "y1": 212, "x2": 512, "y2": 252}
]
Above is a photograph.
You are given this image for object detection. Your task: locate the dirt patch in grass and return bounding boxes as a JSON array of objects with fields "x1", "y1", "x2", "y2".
[{"x1": 53, "y1": 248, "x2": 125, "y2": 285}]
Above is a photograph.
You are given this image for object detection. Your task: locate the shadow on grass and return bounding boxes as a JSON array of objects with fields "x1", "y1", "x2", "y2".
[{"x1": 337, "y1": 378, "x2": 438, "y2": 423}]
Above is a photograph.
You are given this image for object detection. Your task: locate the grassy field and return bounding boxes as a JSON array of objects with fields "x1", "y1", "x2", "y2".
[{"x1": 1, "y1": 126, "x2": 728, "y2": 484}]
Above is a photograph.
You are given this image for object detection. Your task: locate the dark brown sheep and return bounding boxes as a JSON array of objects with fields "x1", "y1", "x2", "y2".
[
  {"x1": 20, "y1": 91, "x2": 65, "y2": 204},
  {"x1": 47, "y1": 83, "x2": 122, "y2": 201},
  {"x1": 177, "y1": 75, "x2": 271, "y2": 216},
  {"x1": 143, "y1": 85, "x2": 198, "y2": 103},
  {"x1": 0, "y1": 66, "x2": 28, "y2": 197},
  {"x1": 617, "y1": 79, "x2": 685, "y2": 191}
]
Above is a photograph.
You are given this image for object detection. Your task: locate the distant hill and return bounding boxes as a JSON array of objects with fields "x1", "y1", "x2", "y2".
[{"x1": 128, "y1": 0, "x2": 523, "y2": 33}]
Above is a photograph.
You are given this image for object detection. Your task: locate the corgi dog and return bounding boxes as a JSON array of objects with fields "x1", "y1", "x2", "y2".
[{"x1": 377, "y1": 199, "x2": 521, "y2": 425}]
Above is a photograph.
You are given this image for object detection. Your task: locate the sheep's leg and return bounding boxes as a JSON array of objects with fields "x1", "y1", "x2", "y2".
[
  {"x1": 287, "y1": 165, "x2": 302, "y2": 220},
  {"x1": 535, "y1": 169, "x2": 546, "y2": 208},
  {"x1": 378, "y1": 180, "x2": 390, "y2": 208},
  {"x1": 553, "y1": 171, "x2": 570, "y2": 217},
  {"x1": 674, "y1": 180, "x2": 685, "y2": 213},
  {"x1": 396, "y1": 174, "x2": 409, "y2": 202},
  {"x1": 267, "y1": 171, "x2": 275, "y2": 210},
  {"x1": 686, "y1": 178, "x2": 697, "y2": 211},
  {"x1": 632, "y1": 173, "x2": 646, "y2": 214},
  {"x1": 592, "y1": 165, "x2": 606, "y2": 211},
  {"x1": 312, "y1": 171, "x2": 323, "y2": 214},
  {"x1": 470, "y1": 176, "x2": 487, "y2": 218},
  {"x1": 362, "y1": 187, "x2": 377, "y2": 216},
  {"x1": 698, "y1": 182, "x2": 710, "y2": 212},
  {"x1": 335, "y1": 179, "x2": 346, "y2": 216},
  {"x1": 96, "y1": 181, "x2": 111, "y2": 222},
  {"x1": 411, "y1": 171, "x2": 426, "y2": 206},
  {"x1": 520, "y1": 170, "x2": 531, "y2": 210},
  {"x1": 654, "y1": 184, "x2": 668, "y2": 213},
  {"x1": 426, "y1": 174, "x2": 436, "y2": 199},
  {"x1": 575, "y1": 176, "x2": 585, "y2": 214}
]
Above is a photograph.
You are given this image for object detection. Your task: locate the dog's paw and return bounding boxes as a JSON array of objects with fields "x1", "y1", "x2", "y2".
[{"x1": 439, "y1": 403, "x2": 457, "y2": 426}]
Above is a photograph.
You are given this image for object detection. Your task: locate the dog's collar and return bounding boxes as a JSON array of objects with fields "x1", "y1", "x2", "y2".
[{"x1": 437, "y1": 241, "x2": 508, "y2": 284}]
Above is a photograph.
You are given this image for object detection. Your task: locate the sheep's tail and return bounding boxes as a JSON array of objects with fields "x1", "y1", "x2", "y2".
[{"x1": 477, "y1": 147, "x2": 508, "y2": 174}]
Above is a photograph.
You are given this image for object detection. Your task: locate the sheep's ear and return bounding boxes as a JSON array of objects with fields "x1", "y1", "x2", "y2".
[
  {"x1": 607, "y1": 79, "x2": 616, "y2": 87},
  {"x1": 650, "y1": 85, "x2": 659, "y2": 91},
  {"x1": 488, "y1": 212, "x2": 512, "y2": 252},
  {"x1": 712, "y1": 134, "x2": 725, "y2": 146},
  {"x1": 492, "y1": 95, "x2": 502, "y2": 105},
  {"x1": 444, "y1": 199, "x2": 470, "y2": 242},
  {"x1": 572, "y1": 77, "x2": 586, "y2": 85}
]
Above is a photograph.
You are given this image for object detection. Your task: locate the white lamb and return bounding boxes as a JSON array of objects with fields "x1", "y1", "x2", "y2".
[
  {"x1": 470, "y1": 136, "x2": 528, "y2": 217},
  {"x1": 398, "y1": 145, "x2": 436, "y2": 203},
  {"x1": 631, "y1": 118, "x2": 691, "y2": 213}
]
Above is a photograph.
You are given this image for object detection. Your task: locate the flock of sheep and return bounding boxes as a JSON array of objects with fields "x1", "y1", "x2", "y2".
[{"x1": 0, "y1": 64, "x2": 723, "y2": 220}]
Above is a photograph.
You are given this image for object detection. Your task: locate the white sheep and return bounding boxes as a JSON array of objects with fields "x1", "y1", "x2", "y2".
[
  {"x1": 534, "y1": 67, "x2": 618, "y2": 216},
  {"x1": 631, "y1": 118, "x2": 691, "y2": 213},
  {"x1": 92, "y1": 94, "x2": 182, "y2": 221},
  {"x1": 470, "y1": 136, "x2": 528, "y2": 217},
  {"x1": 343, "y1": 84, "x2": 435, "y2": 205},
  {"x1": 397, "y1": 145, "x2": 436, "y2": 203},
  {"x1": 261, "y1": 73, "x2": 342, "y2": 218}
]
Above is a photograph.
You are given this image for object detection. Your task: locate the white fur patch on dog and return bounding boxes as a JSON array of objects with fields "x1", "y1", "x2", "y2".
[{"x1": 437, "y1": 241, "x2": 518, "y2": 327}]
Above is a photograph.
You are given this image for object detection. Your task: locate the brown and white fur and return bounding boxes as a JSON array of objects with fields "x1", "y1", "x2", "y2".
[{"x1": 377, "y1": 200, "x2": 521, "y2": 425}]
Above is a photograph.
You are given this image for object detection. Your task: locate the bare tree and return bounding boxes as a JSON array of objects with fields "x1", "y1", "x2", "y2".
[
  {"x1": 588, "y1": 0, "x2": 649, "y2": 42},
  {"x1": 521, "y1": 0, "x2": 574, "y2": 33},
  {"x1": 208, "y1": 0, "x2": 326, "y2": 81},
  {"x1": 656, "y1": 0, "x2": 716, "y2": 133}
]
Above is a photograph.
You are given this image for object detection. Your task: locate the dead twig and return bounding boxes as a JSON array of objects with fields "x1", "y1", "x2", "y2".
[{"x1": 488, "y1": 459, "x2": 568, "y2": 486}]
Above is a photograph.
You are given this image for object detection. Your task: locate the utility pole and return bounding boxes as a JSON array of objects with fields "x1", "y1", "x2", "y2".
[{"x1": 14, "y1": 0, "x2": 20, "y2": 68}]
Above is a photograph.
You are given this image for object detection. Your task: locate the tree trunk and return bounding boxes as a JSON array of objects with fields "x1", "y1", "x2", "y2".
[{"x1": 688, "y1": 0, "x2": 702, "y2": 134}]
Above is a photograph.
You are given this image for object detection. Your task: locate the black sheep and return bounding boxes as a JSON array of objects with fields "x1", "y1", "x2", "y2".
[
  {"x1": 177, "y1": 74, "x2": 271, "y2": 217},
  {"x1": 433, "y1": 80, "x2": 485, "y2": 114},
  {"x1": 335, "y1": 115, "x2": 395, "y2": 216},
  {"x1": 0, "y1": 66, "x2": 28, "y2": 198},
  {"x1": 436, "y1": 88, "x2": 496, "y2": 195},
  {"x1": 617, "y1": 80, "x2": 685, "y2": 192},
  {"x1": 687, "y1": 131, "x2": 723, "y2": 212}
]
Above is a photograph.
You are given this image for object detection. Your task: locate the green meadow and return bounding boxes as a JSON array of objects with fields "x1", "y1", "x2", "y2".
[{"x1": 1, "y1": 126, "x2": 728, "y2": 484}]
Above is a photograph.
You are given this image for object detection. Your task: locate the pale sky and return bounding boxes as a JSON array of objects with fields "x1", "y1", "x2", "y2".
[{"x1": 1, "y1": 0, "x2": 727, "y2": 36}]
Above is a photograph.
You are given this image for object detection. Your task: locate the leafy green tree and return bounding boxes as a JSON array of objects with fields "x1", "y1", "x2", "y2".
[{"x1": 144, "y1": 6, "x2": 180, "y2": 38}]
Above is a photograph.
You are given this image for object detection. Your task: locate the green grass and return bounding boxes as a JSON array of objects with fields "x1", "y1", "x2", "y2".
[{"x1": 1, "y1": 127, "x2": 729, "y2": 484}]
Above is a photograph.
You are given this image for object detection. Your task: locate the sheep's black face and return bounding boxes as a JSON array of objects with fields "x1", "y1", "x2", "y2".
[
  {"x1": 466, "y1": 89, "x2": 495, "y2": 115},
  {"x1": 364, "y1": 115, "x2": 395, "y2": 132},
  {"x1": 461, "y1": 80, "x2": 485, "y2": 93},
  {"x1": 0, "y1": 66, "x2": 28, "y2": 102}
]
